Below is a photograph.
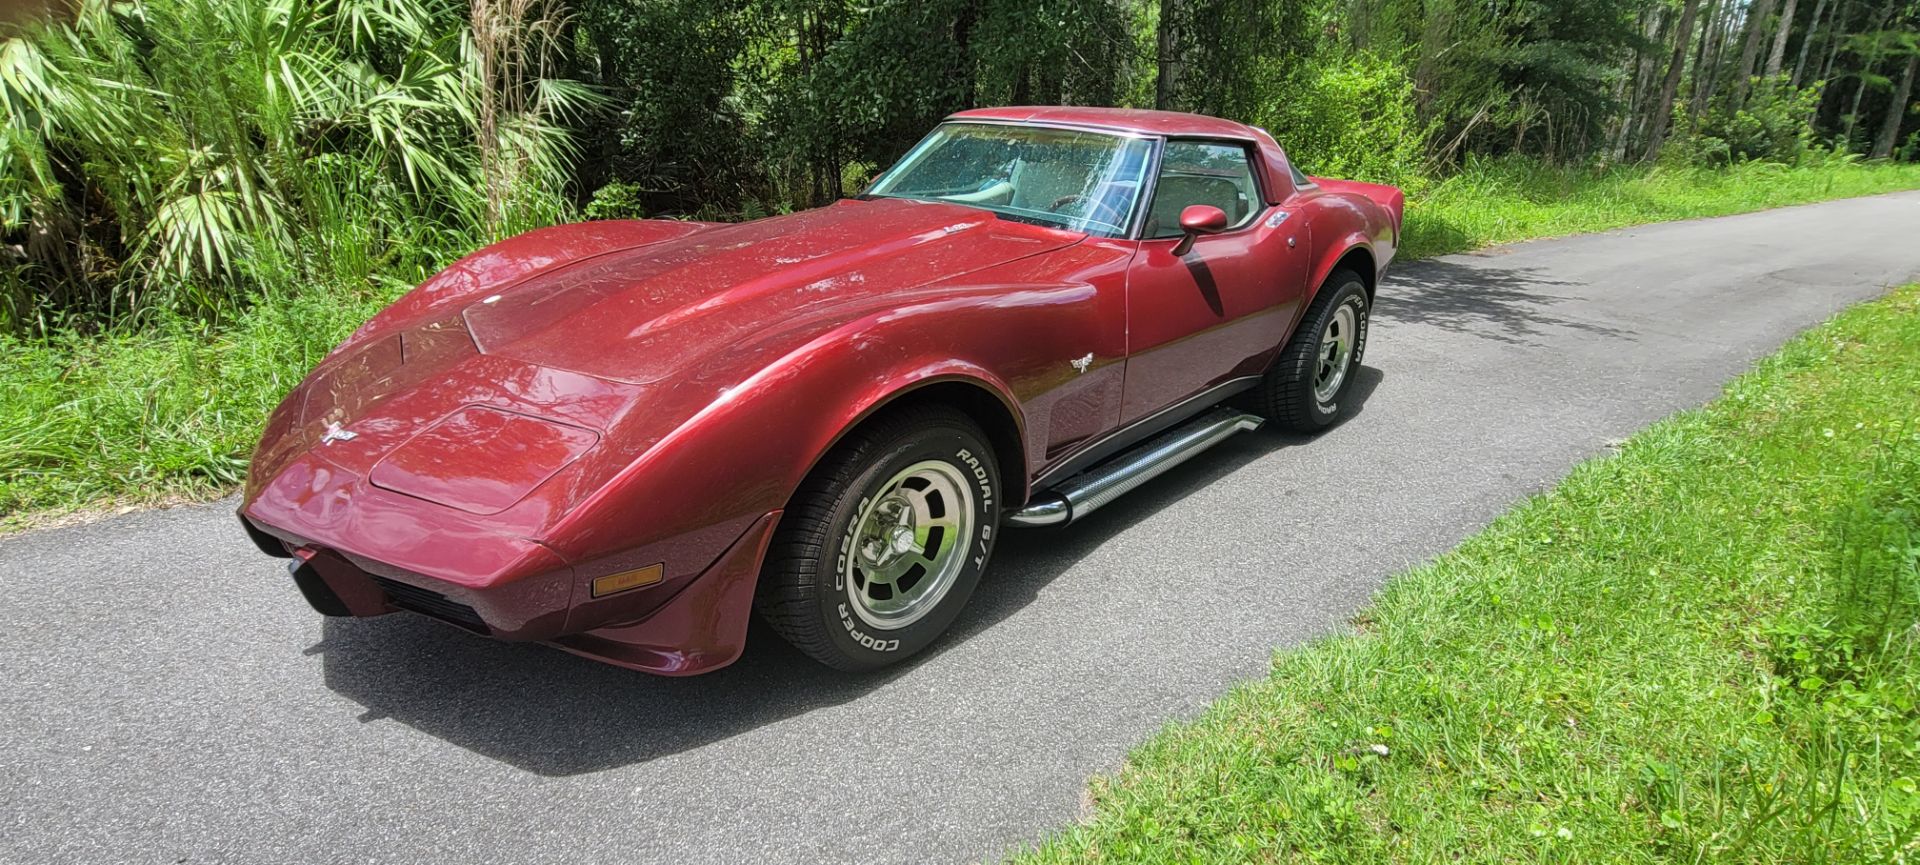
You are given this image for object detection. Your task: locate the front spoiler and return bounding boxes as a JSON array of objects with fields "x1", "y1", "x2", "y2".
[
  {"x1": 273, "y1": 510, "x2": 782, "y2": 676},
  {"x1": 548, "y1": 510, "x2": 780, "y2": 676}
]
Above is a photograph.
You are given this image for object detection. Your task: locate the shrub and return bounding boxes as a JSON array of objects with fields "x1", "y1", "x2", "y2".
[
  {"x1": 1680, "y1": 77, "x2": 1826, "y2": 167},
  {"x1": 584, "y1": 182, "x2": 650, "y2": 221},
  {"x1": 1251, "y1": 52, "x2": 1429, "y2": 192}
]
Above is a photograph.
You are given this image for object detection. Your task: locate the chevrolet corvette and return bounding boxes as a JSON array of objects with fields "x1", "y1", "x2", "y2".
[{"x1": 239, "y1": 106, "x2": 1404, "y2": 674}]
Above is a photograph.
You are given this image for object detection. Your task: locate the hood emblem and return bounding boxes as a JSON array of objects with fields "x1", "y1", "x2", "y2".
[
  {"x1": 1070, "y1": 353, "x2": 1094, "y2": 374},
  {"x1": 320, "y1": 423, "x2": 358, "y2": 445}
]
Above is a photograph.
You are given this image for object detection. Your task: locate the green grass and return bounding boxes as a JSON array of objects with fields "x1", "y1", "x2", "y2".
[
  {"x1": 4, "y1": 156, "x2": 1920, "y2": 530},
  {"x1": 0, "y1": 288, "x2": 388, "y2": 528},
  {"x1": 1011, "y1": 284, "x2": 1920, "y2": 864},
  {"x1": 1402, "y1": 156, "x2": 1920, "y2": 259}
]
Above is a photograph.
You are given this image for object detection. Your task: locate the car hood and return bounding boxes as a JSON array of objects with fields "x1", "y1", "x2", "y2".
[
  {"x1": 461, "y1": 197, "x2": 1081, "y2": 384},
  {"x1": 245, "y1": 198, "x2": 1081, "y2": 534}
]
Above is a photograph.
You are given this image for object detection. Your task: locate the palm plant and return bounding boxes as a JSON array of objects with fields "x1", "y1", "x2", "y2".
[{"x1": 0, "y1": 0, "x2": 591, "y2": 334}]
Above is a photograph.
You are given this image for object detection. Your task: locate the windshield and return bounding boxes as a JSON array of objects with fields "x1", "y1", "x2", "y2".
[{"x1": 866, "y1": 122, "x2": 1153, "y2": 236}]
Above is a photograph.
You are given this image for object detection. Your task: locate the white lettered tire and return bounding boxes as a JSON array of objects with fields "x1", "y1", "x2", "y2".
[
  {"x1": 1242, "y1": 271, "x2": 1370, "y2": 432},
  {"x1": 755, "y1": 404, "x2": 1001, "y2": 671}
]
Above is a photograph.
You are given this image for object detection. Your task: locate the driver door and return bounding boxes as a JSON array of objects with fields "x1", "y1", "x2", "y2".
[{"x1": 1120, "y1": 140, "x2": 1310, "y2": 424}]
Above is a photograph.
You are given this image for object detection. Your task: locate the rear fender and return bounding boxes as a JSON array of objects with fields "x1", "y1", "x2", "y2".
[
  {"x1": 1311, "y1": 177, "x2": 1405, "y2": 240},
  {"x1": 1306, "y1": 236, "x2": 1377, "y2": 310}
]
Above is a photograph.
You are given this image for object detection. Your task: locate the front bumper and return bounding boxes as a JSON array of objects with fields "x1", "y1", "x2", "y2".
[{"x1": 247, "y1": 509, "x2": 782, "y2": 676}]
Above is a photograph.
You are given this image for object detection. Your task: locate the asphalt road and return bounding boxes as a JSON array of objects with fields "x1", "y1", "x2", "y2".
[{"x1": 5, "y1": 192, "x2": 1919, "y2": 865}]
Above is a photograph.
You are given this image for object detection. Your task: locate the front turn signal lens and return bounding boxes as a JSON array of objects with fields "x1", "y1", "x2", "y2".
[{"x1": 591, "y1": 563, "x2": 664, "y2": 598}]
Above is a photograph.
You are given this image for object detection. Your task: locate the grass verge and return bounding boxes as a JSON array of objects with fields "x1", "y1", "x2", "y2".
[
  {"x1": 5, "y1": 157, "x2": 1920, "y2": 530},
  {"x1": 1401, "y1": 156, "x2": 1920, "y2": 259},
  {"x1": 0, "y1": 289, "x2": 387, "y2": 530},
  {"x1": 1011, "y1": 284, "x2": 1920, "y2": 863}
]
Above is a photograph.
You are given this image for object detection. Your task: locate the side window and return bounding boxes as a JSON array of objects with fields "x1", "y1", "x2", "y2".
[{"x1": 1144, "y1": 141, "x2": 1260, "y2": 239}]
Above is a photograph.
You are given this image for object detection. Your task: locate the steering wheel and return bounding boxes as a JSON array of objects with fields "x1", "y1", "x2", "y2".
[{"x1": 1045, "y1": 194, "x2": 1127, "y2": 232}]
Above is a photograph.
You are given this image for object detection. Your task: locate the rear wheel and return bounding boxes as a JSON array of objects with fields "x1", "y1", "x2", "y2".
[
  {"x1": 1241, "y1": 271, "x2": 1370, "y2": 432},
  {"x1": 755, "y1": 405, "x2": 1001, "y2": 671}
]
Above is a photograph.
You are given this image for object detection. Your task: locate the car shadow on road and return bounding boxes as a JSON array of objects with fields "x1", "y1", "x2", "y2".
[
  {"x1": 1384, "y1": 257, "x2": 1627, "y2": 345},
  {"x1": 314, "y1": 367, "x2": 1385, "y2": 777}
]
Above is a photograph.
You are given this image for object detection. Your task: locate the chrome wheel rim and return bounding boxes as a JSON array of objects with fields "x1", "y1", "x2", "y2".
[
  {"x1": 844, "y1": 460, "x2": 975, "y2": 631},
  {"x1": 1314, "y1": 303, "x2": 1357, "y2": 404}
]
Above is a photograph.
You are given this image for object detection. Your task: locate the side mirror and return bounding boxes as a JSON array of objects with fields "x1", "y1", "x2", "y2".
[{"x1": 1173, "y1": 205, "x2": 1229, "y2": 255}]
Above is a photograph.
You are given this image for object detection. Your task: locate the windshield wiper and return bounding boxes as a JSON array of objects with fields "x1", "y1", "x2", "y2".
[{"x1": 862, "y1": 194, "x2": 1075, "y2": 231}]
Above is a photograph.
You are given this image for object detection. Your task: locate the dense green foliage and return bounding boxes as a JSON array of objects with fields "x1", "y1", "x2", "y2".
[
  {"x1": 5, "y1": 9, "x2": 1917, "y2": 861},
  {"x1": 3, "y1": 0, "x2": 1917, "y2": 334},
  {"x1": 1011, "y1": 282, "x2": 1920, "y2": 863},
  {"x1": 0, "y1": 0, "x2": 592, "y2": 331}
]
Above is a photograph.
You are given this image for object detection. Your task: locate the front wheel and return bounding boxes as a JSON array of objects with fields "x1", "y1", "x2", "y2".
[
  {"x1": 1241, "y1": 271, "x2": 1370, "y2": 432},
  {"x1": 755, "y1": 405, "x2": 1001, "y2": 671}
]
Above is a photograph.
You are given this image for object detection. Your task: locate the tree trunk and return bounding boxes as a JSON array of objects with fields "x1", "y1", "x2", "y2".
[
  {"x1": 1413, "y1": 0, "x2": 1455, "y2": 125},
  {"x1": 1608, "y1": 39, "x2": 1639, "y2": 160},
  {"x1": 1734, "y1": 0, "x2": 1779, "y2": 105},
  {"x1": 1790, "y1": 0, "x2": 1827, "y2": 85},
  {"x1": 1767, "y1": 0, "x2": 1800, "y2": 78},
  {"x1": 1155, "y1": 0, "x2": 1180, "y2": 110},
  {"x1": 1811, "y1": 0, "x2": 1851, "y2": 124},
  {"x1": 1844, "y1": 0, "x2": 1899, "y2": 147},
  {"x1": 1845, "y1": 74, "x2": 1870, "y2": 146},
  {"x1": 1871, "y1": 50, "x2": 1917, "y2": 157},
  {"x1": 1692, "y1": 0, "x2": 1722, "y2": 82},
  {"x1": 1690, "y1": 0, "x2": 1726, "y2": 120},
  {"x1": 1706, "y1": 0, "x2": 1743, "y2": 113},
  {"x1": 1818, "y1": 0, "x2": 1847, "y2": 85},
  {"x1": 953, "y1": 0, "x2": 979, "y2": 107},
  {"x1": 1616, "y1": 5, "x2": 1669, "y2": 160},
  {"x1": 1647, "y1": 0, "x2": 1705, "y2": 161}
]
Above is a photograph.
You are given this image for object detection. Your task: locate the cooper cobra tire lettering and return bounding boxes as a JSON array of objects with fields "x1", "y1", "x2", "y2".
[
  {"x1": 833, "y1": 494, "x2": 873, "y2": 592},
  {"x1": 837, "y1": 603, "x2": 900, "y2": 652},
  {"x1": 1323, "y1": 297, "x2": 1369, "y2": 413},
  {"x1": 1326, "y1": 299, "x2": 1369, "y2": 412}
]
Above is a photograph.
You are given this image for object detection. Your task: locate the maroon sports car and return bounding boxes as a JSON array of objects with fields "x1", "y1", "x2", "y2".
[{"x1": 240, "y1": 107, "x2": 1404, "y2": 675}]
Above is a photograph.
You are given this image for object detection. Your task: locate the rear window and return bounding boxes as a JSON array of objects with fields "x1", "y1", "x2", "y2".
[{"x1": 1289, "y1": 160, "x2": 1312, "y2": 188}]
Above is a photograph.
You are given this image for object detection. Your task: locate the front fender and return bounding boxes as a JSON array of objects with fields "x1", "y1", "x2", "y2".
[
  {"x1": 549, "y1": 306, "x2": 1040, "y2": 568},
  {"x1": 541, "y1": 280, "x2": 1113, "y2": 635},
  {"x1": 803, "y1": 360, "x2": 1026, "y2": 497}
]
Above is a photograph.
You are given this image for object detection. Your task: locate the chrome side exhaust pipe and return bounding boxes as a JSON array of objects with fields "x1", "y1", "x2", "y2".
[{"x1": 1006, "y1": 407, "x2": 1265, "y2": 527}]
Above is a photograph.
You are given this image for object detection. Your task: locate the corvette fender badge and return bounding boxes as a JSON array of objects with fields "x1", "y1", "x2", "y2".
[
  {"x1": 320, "y1": 423, "x2": 357, "y2": 445},
  {"x1": 1070, "y1": 353, "x2": 1094, "y2": 374},
  {"x1": 1266, "y1": 209, "x2": 1291, "y2": 228}
]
